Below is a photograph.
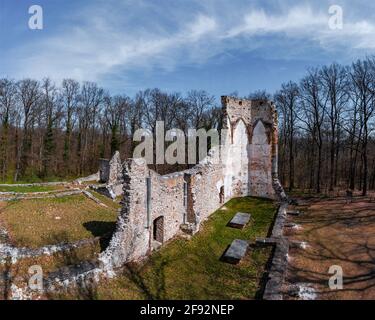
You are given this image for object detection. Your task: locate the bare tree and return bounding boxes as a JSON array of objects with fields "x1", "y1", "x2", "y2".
[
  {"x1": 321, "y1": 63, "x2": 349, "y2": 191},
  {"x1": 16, "y1": 79, "x2": 41, "y2": 181},
  {"x1": 0, "y1": 79, "x2": 17, "y2": 181},
  {"x1": 103, "y1": 94, "x2": 131, "y2": 156},
  {"x1": 350, "y1": 59, "x2": 375, "y2": 195},
  {"x1": 299, "y1": 69, "x2": 328, "y2": 193},
  {"x1": 274, "y1": 81, "x2": 299, "y2": 191},
  {"x1": 40, "y1": 78, "x2": 63, "y2": 177},
  {"x1": 61, "y1": 79, "x2": 80, "y2": 174},
  {"x1": 77, "y1": 82, "x2": 104, "y2": 174},
  {"x1": 185, "y1": 90, "x2": 215, "y2": 129}
]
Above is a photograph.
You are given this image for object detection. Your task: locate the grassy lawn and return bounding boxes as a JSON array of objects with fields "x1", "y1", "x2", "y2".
[
  {"x1": 0, "y1": 194, "x2": 119, "y2": 248},
  {"x1": 0, "y1": 185, "x2": 64, "y2": 193},
  {"x1": 55, "y1": 196, "x2": 276, "y2": 300}
]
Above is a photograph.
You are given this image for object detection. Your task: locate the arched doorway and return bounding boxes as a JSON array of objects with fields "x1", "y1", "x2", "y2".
[{"x1": 153, "y1": 216, "x2": 164, "y2": 243}]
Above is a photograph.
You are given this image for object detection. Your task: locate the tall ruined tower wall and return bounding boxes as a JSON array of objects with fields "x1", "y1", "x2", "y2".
[{"x1": 221, "y1": 96, "x2": 279, "y2": 199}]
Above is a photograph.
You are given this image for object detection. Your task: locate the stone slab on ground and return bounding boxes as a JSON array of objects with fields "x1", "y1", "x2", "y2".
[
  {"x1": 222, "y1": 239, "x2": 249, "y2": 264},
  {"x1": 228, "y1": 212, "x2": 251, "y2": 229}
]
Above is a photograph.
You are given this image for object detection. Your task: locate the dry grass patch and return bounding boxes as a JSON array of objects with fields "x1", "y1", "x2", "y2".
[{"x1": 0, "y1": 194, "x2": 119, "y2": 248}]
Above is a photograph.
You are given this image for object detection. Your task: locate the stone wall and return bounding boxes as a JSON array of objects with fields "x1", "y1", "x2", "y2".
[
  {"x1": 95, "y1": 151, "x2": 125, "y2": 199},
  {"x1": 108, "y1": 151, "x2": 123, "y2": 184},
  {"x1": 99, "y1": 96, "x2": 285, "y2": 270},
  {"x1": 100, "y1": 151, "x2": 225, "y2": 268},
  {"x1": 99, "y1": 151, "x2": 123, "y2": 184},
  {"x1": 99, "y1": 159, "x2": 110, "y2": 183},
  {"x1": 222, "y1": 96, "x2": 279, "y2": 199}
]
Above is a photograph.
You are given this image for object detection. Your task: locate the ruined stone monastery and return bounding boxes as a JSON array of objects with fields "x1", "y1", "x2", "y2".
[{"x1": 99, "y1": 96, "x2": 286, "y2": 270}]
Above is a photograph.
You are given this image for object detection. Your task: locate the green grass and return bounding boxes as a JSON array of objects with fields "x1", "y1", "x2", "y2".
[
  {"x1": 56, "y1": 196, "x2": 276, "y2": 300},
  {"x1": 0, "y1": 172, "x2": 65, "y2": 184},
  {"x1": 0, "y1": 194, "x2": 119, "y2": 248},
  {"x1": 0, "y1": 185, "x2": 63, "y2": 193}
]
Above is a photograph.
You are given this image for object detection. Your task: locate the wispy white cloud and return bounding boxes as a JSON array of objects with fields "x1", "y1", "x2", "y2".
[
  {"x1": 9, "y1": 9, "x2": 218, "y2": 82},
  {"x1": 4, "y1": 1, "x2": 375, "y2": 86},
  {"x1": 223, "y1": 5, "x2": 375, "y2": 51}
]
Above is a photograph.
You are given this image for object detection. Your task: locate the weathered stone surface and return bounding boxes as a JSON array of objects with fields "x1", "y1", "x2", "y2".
[
  {"x1": 262, "y1": 203, "x2": 290, "y2": 300},
  {"x1": 255, "y1": 237, "x2": 277, "y2": 246},
  {"x1": 228, "y1": 212, "x2": 251, "y2": 229},
  {"x1": 99, "y1": 159, "x2": 110, "y2": 183},
  {"x1": 108, "y1": 151, "x2": 123, "y2": 184},
  {"x1": 99, "y1": 151, "x2": 123, "y2": 185},
  {"x1": 221, "y1": 97, "x2": 285, "y2": 200},
  {"x1": 263, "y1": 237, "x2": 289, "y2": 300},
  {"x1": 222, "y1": 239, "x2": 249, "y2": 264},
  {"x1": 0, "y1": 237, "x2": 100, "y2": 264}
]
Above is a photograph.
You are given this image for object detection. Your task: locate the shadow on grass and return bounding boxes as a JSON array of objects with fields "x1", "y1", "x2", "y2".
[
  {"x1": 121, "y1": 259, "x2": 169, "y2": 300},
  {"x1": 254, "y1": 244, "x2": 275, "y2": 300},
  {"x1": 83, "y1": 221, "x2": 117, "y2": 251}
]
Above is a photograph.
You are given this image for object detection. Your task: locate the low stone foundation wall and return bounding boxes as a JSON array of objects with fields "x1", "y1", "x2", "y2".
[{"x1": 262, "y1": 202, "x2": 289, "y2": 300}]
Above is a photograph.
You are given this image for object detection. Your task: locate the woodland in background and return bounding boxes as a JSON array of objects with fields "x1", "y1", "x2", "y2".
[{"x1": 0, "y1": 57, "x2": 375, "y2": 195}]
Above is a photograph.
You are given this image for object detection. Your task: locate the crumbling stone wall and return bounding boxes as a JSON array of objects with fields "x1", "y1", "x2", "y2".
[
  {"x1": 108, "y1": 151, "x2": 123, "y2": 184},
  {"x1": 98, "y1": 151, "x2": 123, "y2": 184},
  {"x1": 100, "y1": 152, "x2": 224, "y2": 268},
  {"x1": 187, "y1": 154, "x2": 224, "y2": 225},
  {"x1": 249, "y1": 120, "x2": 273, "y2": 198},
  {"x1": 94, "y1": 151, "x2": 125, "y2": 199},
  {"x1": 100, "y1": 96, "x2": 285, "y2": 269},
  {"x1": 99, "y1": 159, "x2": 110, "y2": 183},
  {"x1": 222, "y1": 96, "x2": 279, "y2": 199}
]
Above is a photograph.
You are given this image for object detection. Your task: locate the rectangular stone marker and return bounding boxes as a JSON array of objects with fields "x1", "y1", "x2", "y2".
[
  {"x1": 228, "y1": 212, "x2": 251, "y2": 229},
  {"x1": 222, "y1": 239, "x2": 249, "y2": 264}
]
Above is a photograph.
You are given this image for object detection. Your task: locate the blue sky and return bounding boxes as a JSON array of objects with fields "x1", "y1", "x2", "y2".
[{"x1": 1, "y1": 0, "x2": 375, "y2": 98}]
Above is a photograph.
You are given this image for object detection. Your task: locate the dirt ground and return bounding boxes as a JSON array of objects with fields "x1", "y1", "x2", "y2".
[{"x1": 284, "y1": 196, "x2": 375, "y2": 300}]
